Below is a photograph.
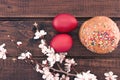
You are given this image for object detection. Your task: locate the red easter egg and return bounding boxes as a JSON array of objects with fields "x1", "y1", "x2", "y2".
[
  {"x1": 52, "y1": 13, "x2": 78, "y2": 33},
  {"x1": 50, "y1": 34, "x2": 73, "y2": 52}
]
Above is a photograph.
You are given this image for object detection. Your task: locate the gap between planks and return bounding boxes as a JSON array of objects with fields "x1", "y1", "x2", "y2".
[
  {"x1": 6, "y1": 55, "x2": 120, "y2": 59},
  {"x1": 0, "y1": 17, "x2": 119, "y2": 21}
]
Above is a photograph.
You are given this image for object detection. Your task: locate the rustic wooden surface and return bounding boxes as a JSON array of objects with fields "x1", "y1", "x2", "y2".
[
  {"x1": 0, "y1": 0, "x2": 120, "y2": 17},
  {"x1": 0, "y1": 0, "x2": 120, "y2": 80}
]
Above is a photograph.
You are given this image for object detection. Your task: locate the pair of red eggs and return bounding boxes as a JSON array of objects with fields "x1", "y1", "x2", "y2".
[{"x1": 50, "y1": 13, "x2": 78, "y2": 52}]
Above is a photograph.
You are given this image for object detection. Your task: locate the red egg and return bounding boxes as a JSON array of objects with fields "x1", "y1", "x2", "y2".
[
  {"x1": 50, "y1": 34, "x2": 73, "y2": 52},
  {"x1": 52, "y1": 13, "x2": 78, "y2": 33}
]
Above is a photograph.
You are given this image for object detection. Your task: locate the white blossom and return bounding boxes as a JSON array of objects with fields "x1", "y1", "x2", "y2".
[
  {"x1": 33, "y1": 22, "x2": 47, "y2": 39},
  {"x1": 45, "y1": 47, "x2": 55, "y2": 55},
  {"x1": 39, "y1": 40, "x2": 54, "y2": 55},
  {"x1": 54, "y1": 73, "x2": 60, "y2": 80},
  {"x1": 42, "y1": 60, "x2": 47, "y2": 65},
  {"x1": 39, "y1": 39, "x2": 54, "y2": 54},
  {"x1": 60, "y1": 75, "x2": 70, "y2": 80},
  {"x1": 58, "y1": 52, "x2": 67, "y2": 63},
  {"x1": 61, "y1": 74, "x2": 66, "y2": 79},
  {"x1": 41, "y1": 46, "x2": 48, "y2": 54},
  {"x1": 66, "y1": 76, "x2": 70, "y2": 80},
  {"x1": 17, "y1": 41, "x2": 22, "y2": 46},
  {"x1": 46, "y1": 51, "x2": 67, "y2": 67},
  {"x1": 75, "y1": 70, "x2": 97, "y2": 80},
  {"x1": 35, "y1": 64, "x2": 43, "y2": 73},
  {"x1": 18, "y1": 52, "x2": 32, "y2": 60},
  {"x1": 65, "y1": 58, "x2": 77, "y2": 72},
  {"x1": 42, "y1": 67, "x2": 54, "y2": 80},
  {"x1": 104, "y1": 71, "x2": 118, "y2": 80},
  {"x1": 46, "y1": 52, "x2": 57, "y2": 67},
  {"x1": 41, "y1": 39, "x2": 46, "y2": 45},
  {"x1": 33, "y1": 22, "x2": 38, "y2": 27},
  {"x1": 39, "y1": 39, "x2": 67, "y2": 67},
  {"x1": 7, "y1": 35, "x2": 10, "y2": 37},
  {"x1": 0, "y1": 43, "x2": 7, "y2": 59},
  {"x1": 34, "y1": 30, "x2": 47, "y2": 39}
]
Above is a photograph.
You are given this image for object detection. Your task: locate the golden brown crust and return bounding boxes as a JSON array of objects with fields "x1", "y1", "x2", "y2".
[{"x1": 79, "y1": 16, "x2": 120, "y2": 54}]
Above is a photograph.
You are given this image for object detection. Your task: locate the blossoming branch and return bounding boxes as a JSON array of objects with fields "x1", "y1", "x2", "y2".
[{"x1": 0, "y1": 22, "x2": 118, "y2": 80}]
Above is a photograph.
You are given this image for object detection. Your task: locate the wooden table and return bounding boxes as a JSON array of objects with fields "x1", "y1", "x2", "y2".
[{"x1": 0, "y1": 0, "x2": 120, "y2": 80}]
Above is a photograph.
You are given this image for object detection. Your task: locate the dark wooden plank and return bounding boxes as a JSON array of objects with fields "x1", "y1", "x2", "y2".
[
  {"x1": 0, "y1": 58, "x2": 119, "y2": 80},
  {"x1": 0, "y1": 0, "x2": 120, "y2": 17},
  {"x1": 0, "y1": 59, "x2": 43, "y2": 80},
  {"x1": 0, "y1": 20, "x2": 119, "y2": 57},
  {"x1": 76, "y1": 59, "x2": 120, "y2": 80}
]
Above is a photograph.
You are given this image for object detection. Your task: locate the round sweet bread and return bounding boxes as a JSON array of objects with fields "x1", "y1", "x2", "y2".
[{"x1": 79, "y1": 16, "x2": 120, "y2": 54}]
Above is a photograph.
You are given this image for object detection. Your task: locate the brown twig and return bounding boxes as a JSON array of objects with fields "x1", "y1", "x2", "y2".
[
  {"x1": 24, "y1": 57, "x2": 77, "y2": 77},
  {"x1": 50, "y1": 67, "x2": 76, "y2": 77},
  {"x1": 56, "y1": 63, "x2": 63, "y2": 71},
  {"x1": 72, "y1": 67, "x2": 78, "y2": 74}
]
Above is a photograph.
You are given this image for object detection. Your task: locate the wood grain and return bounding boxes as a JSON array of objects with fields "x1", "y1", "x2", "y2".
[
  {"x1": 76, "y1": 59, "x2": 120, "y2": 80},
  {"x1": 0, "y1": 20, "x2": 119, "y2": 58},
  {"x1": 0, "y1": 0, "x2": 120, "y2": 80},
  {"x1": 0, "y1": 59, "x2": 43, "y2": 80},
  {"x1": 0, "y1": 58, "x2": 119, "y2": 80},
  {"x1": 0, "y1": 0, "x2": 120, "y2": 17}
]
